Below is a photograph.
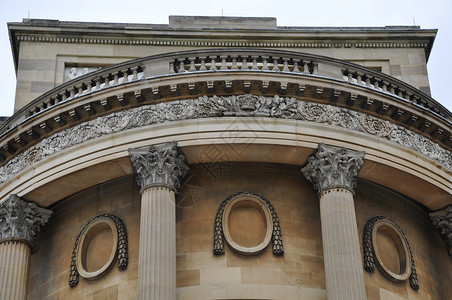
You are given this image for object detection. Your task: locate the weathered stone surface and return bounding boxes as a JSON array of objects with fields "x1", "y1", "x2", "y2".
[
  {"x1": 0, "y1": 194, "x2": 52, "y2": 244},
  {"x1": 301, "y1": 143, "x2": 365, "y2": 194},
  {"x1": 429, "y1": 205, "x2": 452, "y2": 256},
  {"x1": 129, "y1": 142, "x2": 189, "y2": 192}
]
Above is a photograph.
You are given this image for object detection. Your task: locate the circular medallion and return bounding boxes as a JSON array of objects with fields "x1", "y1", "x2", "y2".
[
  {"x1": 372, "y1": 220, "x2": 411, "y2": 282},
  {"x1": 76, "y1": 218, "x2": 118, "y2": 280},
  {"x1": 222, "y1": 194, "x2": 273, "y2": 255}
]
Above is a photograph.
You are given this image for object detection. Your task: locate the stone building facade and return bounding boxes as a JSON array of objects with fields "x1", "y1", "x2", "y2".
[{"x1": 0, "y1": 16, "x2": 451, "y2": 300}]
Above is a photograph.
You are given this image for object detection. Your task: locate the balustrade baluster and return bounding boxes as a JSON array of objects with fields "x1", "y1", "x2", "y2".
[
  {"x1": 94, "y1": 78, "x2": 102, "y2": 91},
  {"x1": 251, "y1": 58, "x2": 259, "y2": 70},
  {"x1": 131, "y1": 67, "x2": 139, "y2": 80},
  {"x1": 189, "y1": 58, "x2": 196, "y2": 72},
  {"x1": 366, "y1": 76, "x2": 373, "y2": 88},
  {"x1": 293, "y1": 61, "x2": 300, "y2": 73},
  {"x1": 220, "y1": 56, "x2": 228, "y2": 70},
  {"x1": 240, "y1": 57, "x2": 248, "y2": 70},
  {"x1": 272, "y1": 58, "x2": 279, "y2": 71},
  {"x1": 313, "y1": 62, "x2": 319, "y2": 75},
  {"x1": 76, "y1": 84, "x2": 84, "y2": 96},
  {"x1": 112, "y1": 72, "x2": 119, "y2": 85},
  {"x1": 69, "y1": 88, "x2": 76, "y2": 98},
  {"x1": 199, "y1": 59, "x2": 207, "y2": 71},
  {"x1": 103, "y1": 75, "x2": 110, "y2": 88},
  {"x1": 303, "y1": 62, "x2": 309, "y2": 73},
  {"x1": 262, "y1": 57, "x2": 269, "y2": 70},
  {"x1": 169, "y1": 61, "x2": 175, "y2": 74},
  {"x1": 356, "y1": 73, "x2": 363, "y2": 85},
  {"x1": 231, "y1": 58, "x2": 238, "y2": 70},
  {"x1": 178, "y1": 61, "x2": 187, "y2": 73},
  {"x1": 85, "y1": 81, "x2": 92, "y2": 93},
  {"x1": 121, "y1": 69, "x2": 129, "y2": 83},
  {"x1": 210, "y1": 58, "x2": 217, "y2": 70},
  {"x1": 282, "y1": 58, "x2": 290, "y2": 72}
]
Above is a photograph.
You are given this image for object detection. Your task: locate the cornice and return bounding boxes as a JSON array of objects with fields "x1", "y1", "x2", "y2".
[
  {"x1": 0, "y1": 94, "x2": 451, "y2": 188},
  {"x1": 0, "y1": 72, "x2": 451, "y2": 172}
]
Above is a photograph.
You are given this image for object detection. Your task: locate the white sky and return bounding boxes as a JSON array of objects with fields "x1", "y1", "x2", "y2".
[{"x1": 0, "y1": 0, "x2": 451, "y2": 116}]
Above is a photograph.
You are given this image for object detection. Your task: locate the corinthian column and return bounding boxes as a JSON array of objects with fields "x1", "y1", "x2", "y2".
[
  {"x1": 129, "y1": 142, "x2": 189, "y2": 300},
  {"x1": 0, "y1": 194, "x2": 52, "y2": 300},
  {"x1": 301, "y1": 143, "x2": 367, "y2": 300}
]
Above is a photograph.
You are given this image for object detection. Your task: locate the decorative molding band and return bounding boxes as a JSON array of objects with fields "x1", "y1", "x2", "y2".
[
  {"x1": 429, "y1": 205, "x2": 452, "y2": 256},
  {"x1": 16, "y1": 36, "x2": 429, "y2": 49},
  {"x1": 301, "y1": 143, "x2": 365, "y2": 194},
  {"x1": 69, "y1": 213, "x2": 128, "y2": 287},
  {"x1": 0, "y1": 194, "x2": 52, "y2": 244},
  {"x1": 129, "y1": 142, "x2": 189, "y2": 192},
  {"x1": 0, "y1": 95, "x2": 451, "y2": 186},
  {"x1": 363, "y1": 216, "x2": 419, "y2": 291},
  {"x1": 213, "y1": 191, "x2": 284, "y2": 256}
]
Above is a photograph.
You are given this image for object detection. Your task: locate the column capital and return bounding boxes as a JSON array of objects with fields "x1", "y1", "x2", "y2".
[
  {"x1": 429, "y1": 205, "x2": 452, "y2": 256},
  {"x1": 129, "y1": 141, "x2": 189, "y2": 193},
  {"x1": 301, "y1": 143, "x2": 365, "y2": 194},
  {"x1": 0, "y1": 194, "x2": 52, "y2": 245}
]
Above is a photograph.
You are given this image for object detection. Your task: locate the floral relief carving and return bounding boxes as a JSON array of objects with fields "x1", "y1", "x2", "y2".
[
  {"x1": 429, "y1": 205, "x2": 452, "y2": 256},
  {"x1": 0, "y1": 194, "x2": 52, "y2": 244},
  {"x1": 360, "y1": 115, "x2": 391, "y2": 137},
  {"x1": 301, "y1": 143, "x2": 365, "y2": 193},
  {"x1": 129, "y1": 142, "x2": 189, "y2": 191},
  {"x1": 0, "y1": 95, "x2": 451, "y2": 186}
]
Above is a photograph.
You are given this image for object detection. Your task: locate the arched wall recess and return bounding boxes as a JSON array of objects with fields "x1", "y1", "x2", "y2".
[
  {"x1": 363, "y1": 216, "x2": 419, "y2": 290},
  {"x1": 213, "y1": 192, "x2": 284, "y2": 256},
  {"x1": 68, "y1": 214, "x2": 128, "y2": 287}
]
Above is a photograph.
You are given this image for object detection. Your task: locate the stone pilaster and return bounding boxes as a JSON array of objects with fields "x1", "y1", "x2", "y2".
[
  {"x1": 0, "y1": 194, "x2": 52, "y2": 300},
  {"x1": 302, "y1": 143, "x2": 367, "y2": 300},
  {"x1": 429, "y1": 205, "x2": 452, "y2": 256},
  {"x1": 129, "y1": 142, "x2": 188, "y2": 300}
]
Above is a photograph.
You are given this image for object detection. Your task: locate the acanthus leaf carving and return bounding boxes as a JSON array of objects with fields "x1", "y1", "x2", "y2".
[
  {"x1": 129, "y1": 141, "x2": 189, "y2": 192},
  {"x1": 429, "y1": 205, "x2": 452, "y2": 256},
  {"x1": 0, "y1": 194, "x2": 52, "y2": 244},
  {"x1": 301, "y1": 143, "x2": 365, "y2": 193}
]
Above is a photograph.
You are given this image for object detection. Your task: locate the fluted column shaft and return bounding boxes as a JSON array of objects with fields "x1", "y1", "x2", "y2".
[
  {"x1": 302, "y1": 143, "x2": 367, "y2": 300},
  {"x1": 138, "y1": 186, "x2": 176, "y2": 299},
  {"x1": 0, "y1": 241, "x2": 30, "y2": 300},
  {"x1": 129, "y1": 142, "x2": 188, "y2": 300},
  {"x1": 0, "y1": 194, "x2": 52, "y2": 300},
  {"x1": 319, "y1": 188, "x2": 366, "y2": 299}
]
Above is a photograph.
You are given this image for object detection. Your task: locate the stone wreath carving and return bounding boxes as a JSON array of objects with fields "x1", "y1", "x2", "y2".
[
  {"x1": 363, "y1": 216, "x2": 419, "y2": 290},
  {"x1": 213, "y1": 191, "x2": 284, "y2": 256},
  {"x1": 69, "y1": 214, "x2": 128, "y2": 287},
  {"x1": 1, "y1": 95, "x2": 451, "y2": 186}
]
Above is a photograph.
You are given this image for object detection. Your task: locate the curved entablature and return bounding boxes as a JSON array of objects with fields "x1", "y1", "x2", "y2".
[{"x1": 0, "y1": 49, "x2": 451, "y2": 211}]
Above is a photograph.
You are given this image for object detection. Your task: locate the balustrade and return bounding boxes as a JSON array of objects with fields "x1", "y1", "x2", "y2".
[
  {"x1": 1, "y1": 49, "x2": 450, "y2": 139},
  {"x1": 171, "y1": 55, "x2": 319, "y2": 75}
]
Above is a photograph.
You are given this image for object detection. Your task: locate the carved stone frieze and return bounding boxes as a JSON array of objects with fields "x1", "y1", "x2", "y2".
[
  {"x1": 0, "y1": 95, "x2": 451, "y2": 186},
  {"x1": 429, "y1": 205, "x2": 452, "y2": 256},
  {"x1": 301, "y1": 143, "x2": 365, "y2": 194},
  {"x1": 0, "y1": 194, "x2": 52, "y2": 244},
  {"x1": 129, "y1": 142, "x2": 189, "y2": 192},
  {"x1": 363, "y1": 216, "x2": 419, "y2": 290}
]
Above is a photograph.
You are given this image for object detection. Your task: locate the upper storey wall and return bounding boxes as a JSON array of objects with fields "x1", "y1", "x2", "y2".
[{"x1": 8, "y1": 17, "x2": 436, "y2": 112}]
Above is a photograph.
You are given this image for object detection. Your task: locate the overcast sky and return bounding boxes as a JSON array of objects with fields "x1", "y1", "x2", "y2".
[{"x1": 0, "y1": 0, "x2": 451, "y2": 116}]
